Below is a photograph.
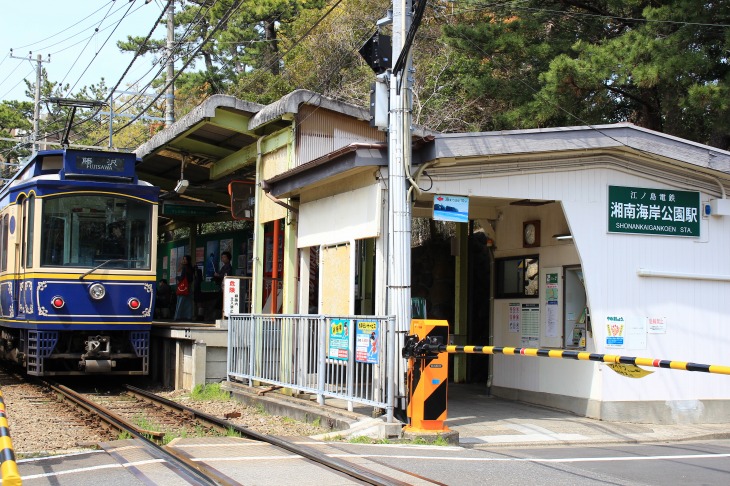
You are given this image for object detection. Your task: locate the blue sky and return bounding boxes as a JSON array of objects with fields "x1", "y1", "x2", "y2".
[{"x1": 0, "y1": 1, "x2": 166, "y2": 104}]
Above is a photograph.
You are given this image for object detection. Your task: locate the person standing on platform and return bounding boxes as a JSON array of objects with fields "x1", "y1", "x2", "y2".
[{"x1": 174, "y1": 255, "x2": 194, "y2": 321}]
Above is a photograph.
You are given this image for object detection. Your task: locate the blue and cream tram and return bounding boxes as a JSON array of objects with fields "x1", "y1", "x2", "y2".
[{"x1": 0, "y1": 149, "x2": 159, "y2": 375}]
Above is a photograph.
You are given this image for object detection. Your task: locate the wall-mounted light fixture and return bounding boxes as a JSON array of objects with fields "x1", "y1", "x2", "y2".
[{"x1": 553, "y1": 233, "x2": 573, "y2": 240}]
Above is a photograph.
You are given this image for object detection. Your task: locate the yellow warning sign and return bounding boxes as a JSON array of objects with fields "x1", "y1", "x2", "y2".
[{"x1": 607, "y1": 363, "x2": 654, "y2": 378}]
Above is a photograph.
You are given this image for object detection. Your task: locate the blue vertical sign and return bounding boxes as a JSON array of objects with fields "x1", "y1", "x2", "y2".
[
  {"x1": 355, "y1": 320, "x2": 379, "y2": 364},
  {"x1": 328, "y1": 319, "x2": 349, "y2": 360}
]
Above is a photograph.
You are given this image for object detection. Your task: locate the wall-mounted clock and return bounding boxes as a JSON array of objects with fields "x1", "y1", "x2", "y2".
[{"x1": 523, "y1": 220, "x2": 540, "y2": 248}]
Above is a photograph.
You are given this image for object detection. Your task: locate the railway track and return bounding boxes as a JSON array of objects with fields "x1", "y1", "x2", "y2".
[{"x1": 45, "y1": 381, "x2": 412, "y2": 486}]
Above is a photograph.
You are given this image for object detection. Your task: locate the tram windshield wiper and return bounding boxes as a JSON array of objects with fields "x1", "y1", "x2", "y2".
[{"x1": 79, "y1": 259, "x2": 128, "y2": 280}]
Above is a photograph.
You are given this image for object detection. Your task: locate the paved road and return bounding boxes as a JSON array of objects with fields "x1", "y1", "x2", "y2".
[{"x1": 318, "y1": 439, "x2": 730, "y2": 485}]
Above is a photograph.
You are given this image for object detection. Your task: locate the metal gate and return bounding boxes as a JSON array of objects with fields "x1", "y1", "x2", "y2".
[{"x1": 227, "y1": 314, "x2": 396, "y2": 421}]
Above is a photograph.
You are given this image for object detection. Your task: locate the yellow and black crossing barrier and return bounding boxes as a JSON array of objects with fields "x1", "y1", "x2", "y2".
[
  {"x1": 0, "y1": 390, "x2": 21, "y2": 486},
  {"x1": 402, "y1": 323, "x2": 730, "y2": 436},
  {"x1": 403, "y1": 340, "x2": 730, "y2": 376}
]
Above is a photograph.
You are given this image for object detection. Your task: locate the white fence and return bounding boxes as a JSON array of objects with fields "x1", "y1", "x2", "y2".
[{"x1": 227, "y1": 314, "x2": 397, "y2": 422}]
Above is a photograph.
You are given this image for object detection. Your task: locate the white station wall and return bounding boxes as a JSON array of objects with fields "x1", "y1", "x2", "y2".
[{"x1": 431, "y1": 165, "x2": 730, "y2": 405}]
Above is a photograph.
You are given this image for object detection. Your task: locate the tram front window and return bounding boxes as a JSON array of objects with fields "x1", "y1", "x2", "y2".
[{"x1": 40, "y1": 195, "x2": 152, "y2": 269}]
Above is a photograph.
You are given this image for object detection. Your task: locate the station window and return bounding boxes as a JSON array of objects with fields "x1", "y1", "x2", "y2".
[{"x1": 495, "y1": 255, "x2": 539, "y2": 298}]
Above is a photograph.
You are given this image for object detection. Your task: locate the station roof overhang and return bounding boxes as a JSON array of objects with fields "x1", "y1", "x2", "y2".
[
  {"x1": 419, "y1": 123, "x2": 730, "y2": 195},
  {"x1": 134, "y1": 95, "x2": 280, "y2": 222},
  {"x1": 266, "y1": 122, "x2": 730, "y2": 216}
]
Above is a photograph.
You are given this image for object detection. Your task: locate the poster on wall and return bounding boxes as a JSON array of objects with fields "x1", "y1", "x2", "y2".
[
  {"x1": 355, "y1": 320, "x2": 379, "y2": 364},
  {"x1": 508, "y1": 303, "x2": 521, "y2": 333},
  {"x1": 545, "y1": 273, "x2": 560, "y2": 338},
  {"x1": 521, "y1": 303, "x2": 540, "y2": 347},
  {"x1": 605, "y1": 315, "x2": 625, "y2": 348},
  {"x1": 626, "y1": 318, "x2": 647, "y2": 350},
  {"x1": 206, "y1": 240, "x2": 220, "y2": 281},
  {"x1": 328, "y1": 319, "x2": 350, "y2": 360},
  {"x1": 170, "y1": 249, "x2": 179, "y2": 284},
  {"x1": 195, "y1": 247, "x2": 205, "y2": 267},
  {"x1": 647, "y1": 316, "x2": 667, "y2": 333}
]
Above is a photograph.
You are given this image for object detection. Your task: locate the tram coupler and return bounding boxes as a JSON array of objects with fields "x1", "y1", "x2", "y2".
[{"x1": 402, "y1": 334, "x2": 444, "y2": 360}]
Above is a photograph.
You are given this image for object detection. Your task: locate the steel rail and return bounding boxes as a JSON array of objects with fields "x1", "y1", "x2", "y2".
[
  {"x1": 126, "y1": 385, "x2": 411, "y2": 486},
  {"x1": 45, "y1": 382, "x2": 231, "y2": 486}
]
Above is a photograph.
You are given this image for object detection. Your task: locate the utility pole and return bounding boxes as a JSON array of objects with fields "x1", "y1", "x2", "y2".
[
  {"x1": 165, "y1": 0, "x2": 175, "y2": 127},
  {"x1": 388, "y1": 0, "x2": 413, "y2": 412},
  {"x1": 9, "y1": 50, "x2": 50, "y2": 151}
]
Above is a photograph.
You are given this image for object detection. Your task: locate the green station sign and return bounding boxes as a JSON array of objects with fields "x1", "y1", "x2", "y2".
[
  {"x1": 162, "y1": 201, "x2": 221, "y2": 217},
  {"x1": 608, "y1": 185, "x2": 700, "y2": 237}
]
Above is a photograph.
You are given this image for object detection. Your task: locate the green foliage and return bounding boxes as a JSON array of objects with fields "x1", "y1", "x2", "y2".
[
  {"x1": 191, "y1": 383, "x2": 231, "y2": 401},
  {"x1": 348, "y1": 435, "x2": 374, "y2": 444},
  {"x1": 117, "y1": 431, "x2": 133, "y2": 440},
  {"x1": 441, "y1": 0, "x2": 730, "y2": 149}
]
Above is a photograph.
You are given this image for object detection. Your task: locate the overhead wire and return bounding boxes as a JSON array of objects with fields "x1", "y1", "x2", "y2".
[
  {"x1": 35, "y1": 1, "x2": 172, "y2": 145},
  {"x1": 11, "y1": 1, "x2": 116, "y2": 51},
  {"x1": 58, "y1": 3, "x2": 208, "y2": 147},
  {"x1": 94, "y1": 0, "x2": 244, "y2": 144},
  {"x1": 63, "y1": 0, "x2": 142, "y2": 95},
  {"x1": 109, "y1": 0, "x2": 215, "y2": 114}
]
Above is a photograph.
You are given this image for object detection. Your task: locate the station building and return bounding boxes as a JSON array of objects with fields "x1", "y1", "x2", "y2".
[{"x1": 136, "y1": 90, "x2": 730, "y2": 424}]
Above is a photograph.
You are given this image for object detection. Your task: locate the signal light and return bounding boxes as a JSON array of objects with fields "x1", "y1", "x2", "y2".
[{"x1": 51, "y1": 296, "x2": 65, "y2": 309}]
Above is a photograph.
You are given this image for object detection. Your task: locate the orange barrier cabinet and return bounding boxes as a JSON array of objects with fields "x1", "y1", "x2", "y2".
[{"x1": 404, "y1": 319, "x2": 450, "y2": 433}]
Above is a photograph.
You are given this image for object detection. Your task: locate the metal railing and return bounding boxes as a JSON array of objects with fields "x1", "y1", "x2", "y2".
[{"x1": 227, "y1": 314, "x2": 396, "y2": 421}]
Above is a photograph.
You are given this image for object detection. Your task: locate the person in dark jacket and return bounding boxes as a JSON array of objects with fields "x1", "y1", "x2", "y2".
[
  {"x1": 174, "y1": 255, "x2": 194, "y2": 320},
  {"x1": 156, "y1": 279, "x2": 172, "y2": 319}
]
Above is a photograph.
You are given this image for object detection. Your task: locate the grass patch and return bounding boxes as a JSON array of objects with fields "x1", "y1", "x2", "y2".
[
  {"x1": 133, "y1": 415, "x2": 161, "y2": 432},
  {"x1": 348, "y1": 435, "x2": 373, "y2": 444},
  {"x1": 117, "y1": 431, "x2": 133, "y2": 440},
  {"x1": 190, "y1": 383, "x2": 230, "y2": 401},
  {"x1": 312, "y1": 416, "x2": 321, "y2": 428},
  {"x1": 432, "y1": 435, "x2": 450, "y2": 446}
]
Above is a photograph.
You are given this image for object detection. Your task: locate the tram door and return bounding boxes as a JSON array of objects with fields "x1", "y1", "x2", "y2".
[{"x1": 15, "y1": 194, "x2": 35, "y2": 320}]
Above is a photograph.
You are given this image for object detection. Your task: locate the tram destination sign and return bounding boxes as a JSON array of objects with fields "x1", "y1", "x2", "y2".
[
  {"x1": 608, "y1": 185, "x2": 700, "y2": 237},
  {"x1": 74, "y1": 154, "x2": 127, "y2": 172}
]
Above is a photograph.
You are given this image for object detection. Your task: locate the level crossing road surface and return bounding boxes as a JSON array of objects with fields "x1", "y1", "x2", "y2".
[
  {"x1": 15, "y1": 383, "x2": 730, "y2": 485},
  {"x1": 17, "y1": 437, "x2": 730, "y2": 485}
]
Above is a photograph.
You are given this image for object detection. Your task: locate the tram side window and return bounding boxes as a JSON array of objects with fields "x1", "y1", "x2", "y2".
[
  {"x1": 0, "y1": 214, "x2": 7, "y2": 272},
  {"x1": 43, "y1": 217, "x2": 66, "y2": 266},
  {"x1": 24, "y1": 195, "x2": 35, "y2": 268},
  {"x1": 495, "y1": 256, "x2": 539, "y2": 298}
]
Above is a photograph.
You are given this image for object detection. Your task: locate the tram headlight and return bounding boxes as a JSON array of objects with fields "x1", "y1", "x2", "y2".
[{"x1": 88, "y1": 282, "x2": 106, "y2": 300}]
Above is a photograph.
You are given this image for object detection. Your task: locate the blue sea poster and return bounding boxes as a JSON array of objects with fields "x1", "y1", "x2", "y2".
[{"x1": 433, "y1": 195, "x2": 469, "y2": 223}]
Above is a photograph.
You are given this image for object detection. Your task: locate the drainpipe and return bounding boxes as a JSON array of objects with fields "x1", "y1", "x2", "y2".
[
  {"x1": 272, "y1": 220, "x2": 280, "y2": 314},
  {"x1": 252, "y1": 136, "x2": 265, "y2": 314}
]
